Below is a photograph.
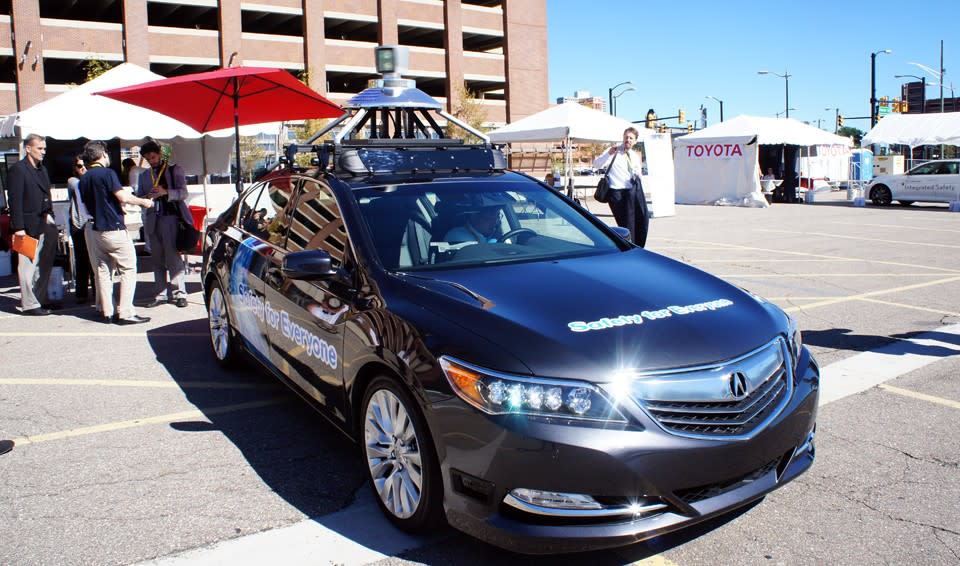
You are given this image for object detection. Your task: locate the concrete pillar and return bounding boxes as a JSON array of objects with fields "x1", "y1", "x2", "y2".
[
  {"x1": 502, "y1": 0, "x2": 548, "y2": 122},
  {"x1": 218, "y1": 0, "x2": 243, "y2": 66},
  {"x1": 302, "y1": 0, "x2": 327, "y2": 94},
  {"x1": 377, "y1": 0, "x2": 398, "y2": 46},
  {"x1": 121, "y1": 0, "x2": 150, "y2": 67},
  {"x1": 443, "y1": 0, "x2": 464, "y2": 113},
  {"x1": 11, "y1": 0, "x2": 44, "y2": 111}
]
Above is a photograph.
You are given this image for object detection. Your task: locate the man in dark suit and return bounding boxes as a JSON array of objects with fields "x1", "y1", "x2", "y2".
[{"x1": 9, "y1": 134, "x2": 59, "y2": 316}]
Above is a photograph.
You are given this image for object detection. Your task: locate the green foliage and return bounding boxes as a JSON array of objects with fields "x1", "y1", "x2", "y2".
[
  {"x1": 239, "y1": 136, "x2": 267, "y2": 182},
  {"x1": 83, "y1": 58, "x2": 113, "y2": 81},
  {"x1": 838, "y1": 126, "x2": 864, "y2": 146},
  {"x1": 446, "y1": 82, "x2": 488, "y2": 141}
]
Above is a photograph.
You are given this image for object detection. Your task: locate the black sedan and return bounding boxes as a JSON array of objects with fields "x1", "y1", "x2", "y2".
[{"x1": 202, "y1": 150, "x2": 818, "y2": 554}]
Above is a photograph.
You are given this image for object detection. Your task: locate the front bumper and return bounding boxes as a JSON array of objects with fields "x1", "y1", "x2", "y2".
[{"x1": 426, "y1": 350, "x2": 819, "y2": 554}]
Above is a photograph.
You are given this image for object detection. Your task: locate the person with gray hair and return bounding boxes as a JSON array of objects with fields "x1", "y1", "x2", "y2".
[
  {"x1": 79, "y1": 140, "x2": 155, "y2": 325},
  {"x1": 8, "y1": 133, "x2": 58, "y2": 315}
]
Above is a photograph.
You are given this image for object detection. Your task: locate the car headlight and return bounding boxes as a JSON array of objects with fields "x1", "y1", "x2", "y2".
[{"x1": 440, "y1": 356, "x2": 627, "y2": 423}]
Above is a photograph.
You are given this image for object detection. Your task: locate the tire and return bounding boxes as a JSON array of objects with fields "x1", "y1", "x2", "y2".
[
  {"x1": 870, "y1": 184, "x2": 892, "y2": 206},
  {"x1": 207, "y1": 281, "x2": 240, "y2": 368},
  {"x1": 361, "y1": 376, "x2": 444, "y2": 532},
  {"x1": 897, "y1": 200, "x2": 914, "y2": 206}
]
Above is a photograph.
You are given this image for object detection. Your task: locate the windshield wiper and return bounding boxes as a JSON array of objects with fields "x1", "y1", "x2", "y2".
[{"x1": 402, "y1": 274, "x2": 495, "y2": 309}]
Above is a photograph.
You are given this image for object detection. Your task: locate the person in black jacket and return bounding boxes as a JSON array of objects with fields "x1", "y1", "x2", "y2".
[{"x1": 8, "y1": 134, "x2": 59, "y2": 316}]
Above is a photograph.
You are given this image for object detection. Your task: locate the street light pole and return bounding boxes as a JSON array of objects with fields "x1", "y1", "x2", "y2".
[
  {"x1": 870, "y1": 49, "x2": 892, "y2": 127},
  {"x1": 825, "y1": 107, "x2": 839, "y2": 133},
  {"x1": 758, "y1": 70, "x2": 791, "y2": 118},
  {"x1": 612, "y1": 85, "x2": 635, "y2": 117},
  {"x1": 608, "y1": 81, "x2": 633, "y2": 115},
  {"x1": 705, "y1": 95, "x2": 724, "y2": 122}
]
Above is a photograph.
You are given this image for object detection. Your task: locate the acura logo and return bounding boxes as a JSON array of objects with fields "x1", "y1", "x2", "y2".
[{"x1": 729, "y1": 372, "x2": 748, "y2": 399}]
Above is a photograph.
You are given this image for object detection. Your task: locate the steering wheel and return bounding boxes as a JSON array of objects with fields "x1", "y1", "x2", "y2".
[{"x1": 497, "y1": 228, "x2": 536, "y2": 244}]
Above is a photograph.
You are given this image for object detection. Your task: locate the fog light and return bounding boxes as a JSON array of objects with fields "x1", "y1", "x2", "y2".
[{"x1": 509, "y1": 488, "x2": 603, "y2": 510}]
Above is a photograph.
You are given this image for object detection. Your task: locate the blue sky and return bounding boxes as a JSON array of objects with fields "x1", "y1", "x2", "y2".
[{"x1": 546, "y1": 1, "x2": 957, "y2": 132}]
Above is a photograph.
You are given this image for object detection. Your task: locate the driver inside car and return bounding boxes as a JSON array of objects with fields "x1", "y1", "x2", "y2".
[{"x1": 444, "y1": 205, "x2": 502, "y2": 244}]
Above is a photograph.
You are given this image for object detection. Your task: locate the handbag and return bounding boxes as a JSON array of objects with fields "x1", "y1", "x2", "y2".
[
  {"x1": 593, "y1": 151, "x2": 619, "y2": 204},
  {"x1": 175, "y1": 217, "x2": 201, "y2": 253}
]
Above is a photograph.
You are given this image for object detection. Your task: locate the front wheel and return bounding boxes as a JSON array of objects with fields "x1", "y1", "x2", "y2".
[
  {"x1": 207, "y1": 282, "x2": 239, "y2": 367},
  {"x1": 870, "y1": 184, "x2": 892, "y2": 206},
  {"x1": 361, "y1": 376, "x2": 444, "y2": 532}
]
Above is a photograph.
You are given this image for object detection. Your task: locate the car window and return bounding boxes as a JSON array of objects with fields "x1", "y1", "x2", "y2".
[
  {"x1": 354, "y1": 178, "x2": 621, "y2": 271},
  {"x1": 285, "y1": 178, "x2": 348, "y2": 266},
  {"x1": 910, "y1": 163, "x2": 939, "y2": 175},
  {"x1": 237, "y1": 172, "x2": 297, "y2": 246},
  {"x1": 945, "y1": 162, "x2": 959, "y2": 175}
]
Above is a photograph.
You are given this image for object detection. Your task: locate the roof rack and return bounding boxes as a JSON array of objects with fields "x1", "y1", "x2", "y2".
[{"x1": 281, "y1": 45, "x2": 504, "y2": 177}]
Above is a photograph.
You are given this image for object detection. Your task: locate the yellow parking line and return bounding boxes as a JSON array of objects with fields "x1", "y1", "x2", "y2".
[
  {"x1": 879, "y1": 385, "x2": 960, "y2": 410},
  {"x1": 755, "y1": 229, "x2": 960, "y2": 250},
  {"x1": 856, "y1": 297, "x2": 960, "y2": 318},
  {"x1": 628, "y1": 556, "x2": 682, "y2": 566},
  {"x1": 781, "y1": 275, "x2": 960, "y2": 314},
  {"x1": 0, "y1": 378, "x2": 278, "y2": 390},
  {"x1": 666, "y1": 238, "x2": 960, "y2": 274},
  {"x1": 834, "y1": 221, "x2": 960, "y2": 234},
  {"x1": 9, "y1": 397, "x2": 290, "y2": 447},
  {"x1": 692, "y1": 258, "x2": 855, "y2": 263},
  {"x1": 716, "y1": 273, "x2": 948, "y2": 278},
  {"x1": 0, "y1": 331, "x2": 208, "y2": 337}
]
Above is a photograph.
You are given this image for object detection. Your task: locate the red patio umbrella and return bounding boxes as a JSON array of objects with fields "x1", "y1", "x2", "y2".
[{"x1": 96, "y1": 66, "x2": 343, "y2": 191}]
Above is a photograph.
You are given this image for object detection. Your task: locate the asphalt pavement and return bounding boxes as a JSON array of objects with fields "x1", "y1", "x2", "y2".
[{"x1": 1, "y1": 192, "x2": 958, "y2": 565}]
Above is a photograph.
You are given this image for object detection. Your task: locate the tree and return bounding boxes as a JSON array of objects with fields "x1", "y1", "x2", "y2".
[
  {"x1": 83, "y1": 57, "x2": 113, "y2": 81},
  {"x1": 838, "y1": 126, "x2": 865, "y2": 146},
  {"x1": 446, "y1": 82, "x2": 487, "y2": 141},
  {"x1": 239, "y1": 135, "x2": 267, "y2": 182}
]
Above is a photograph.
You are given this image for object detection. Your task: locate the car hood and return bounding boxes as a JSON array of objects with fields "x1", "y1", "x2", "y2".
[{"x1": 393, "y1": 249, "x2": 783, "y2": 379}]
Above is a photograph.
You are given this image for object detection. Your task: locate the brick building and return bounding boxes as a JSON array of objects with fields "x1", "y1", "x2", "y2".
[{"x1": 0, "y1": 0, "x2": 549, "y2": 127}]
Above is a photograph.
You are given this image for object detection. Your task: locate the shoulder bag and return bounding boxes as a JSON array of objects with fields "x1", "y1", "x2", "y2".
[{"x1": 593, "y1": 151, "x2": 619, "y2": 204}]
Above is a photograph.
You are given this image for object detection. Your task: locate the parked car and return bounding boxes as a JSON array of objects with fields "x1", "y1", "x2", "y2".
[
  {"x1": 201, "y1": 47, "x2": 819, "y2": 554},
  {"x1": 866, "y1": 159, "x2": 960, "y2": 206}
]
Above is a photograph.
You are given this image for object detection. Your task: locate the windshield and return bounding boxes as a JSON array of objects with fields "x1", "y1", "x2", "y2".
[{"x1": 353, "y1": 177, "x2": 623, "y2": 271}]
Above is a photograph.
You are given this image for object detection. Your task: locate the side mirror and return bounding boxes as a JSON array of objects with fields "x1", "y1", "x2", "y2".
[
  {"x1": 611, "y1": 226, "x2": 633, "y2": 243},
  {"x1": 282, "y1": 249, "x2": 338, "y2": 280}
]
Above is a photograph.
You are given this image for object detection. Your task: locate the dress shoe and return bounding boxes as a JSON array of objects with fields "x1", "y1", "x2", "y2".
[
  {"x1": 115, "y1": 315, "x2": 151, "y2": 326},
  {"x1": 174, "y1": 297, "x2": 188, "y2": 308},
  {"x1": 103, "y1": 314, "x2": 119, "y2": 324},
  {"x1": 22, "y1": 307, "x2": 52, "y2": 316},
  {"x1": 41, "y1": 303, "x2": 63, "y2": 311},
  {"x1": 143, "y1": 299, "x2": 168, "y2": 308}
]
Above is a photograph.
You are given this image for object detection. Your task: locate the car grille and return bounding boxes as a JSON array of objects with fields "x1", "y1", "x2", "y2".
[
  {"x1": 628, "y1": 338, "x2": 792, "y2": 440},
  {"x1": 674, "y1": 458, "x2": 780, "y2": 504}
]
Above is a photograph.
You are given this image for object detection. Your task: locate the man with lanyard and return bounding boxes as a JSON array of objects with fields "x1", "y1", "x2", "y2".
[
  {"x1": 592, "y1": 127, "x2": 650, "y2": 247},
  {"x1": 8, "y1": 133, "x2": 59, "y2": 316},
  {"x1": 79, "y1": 140, "x2": 154, "y2": 324},
  {"x1": 136, "y1": 139, "x2": 191, "y2": 308}
]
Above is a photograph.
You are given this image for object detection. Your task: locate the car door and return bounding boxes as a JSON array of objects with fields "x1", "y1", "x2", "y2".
[
  {"x1": 900, "y1": 162, "x2": 941, "y2": 201},
  {"x1": 222, "y1": 179, "x2": 290, "y2": 366},
  {"x1": 263, "y1": 177, "x2": 349, "y2": 421}
]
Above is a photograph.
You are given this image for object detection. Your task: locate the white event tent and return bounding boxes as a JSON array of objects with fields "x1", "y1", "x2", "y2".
[
  {"x1": 674, "y1": 115, "x2": 853, "y2": 206},
  {"x1": 862, "y1": 112, "x2": 960, "y2": 147},
  {"x1": 487, "y1": 102, "x2": 675, "y2": 216},
  {"x1": 0, "y1": 62, "x2": 278, "y2": 177}
]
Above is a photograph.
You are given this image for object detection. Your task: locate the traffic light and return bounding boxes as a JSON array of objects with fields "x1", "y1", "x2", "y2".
[
  {"x1": 837, "y1": 114, "x2": 844, "y2": 128},
  {"x1": 645, "y1": 109, "x2": 657, "y2": 129},
  {"x1": 657, "y1": 123, "x2": 667, "y2": 134},
  {"x1": 687, "y1": 123, "x2": 693, "y2": 133},
  {"x1": 678, "y1": 108, "x2": 686, "y2": 124}
]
